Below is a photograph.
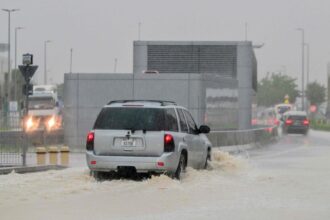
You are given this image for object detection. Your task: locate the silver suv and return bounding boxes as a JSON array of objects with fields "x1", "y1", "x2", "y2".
[{"x1": 86, "y1": 100, "x2": 212, "y2": 179}]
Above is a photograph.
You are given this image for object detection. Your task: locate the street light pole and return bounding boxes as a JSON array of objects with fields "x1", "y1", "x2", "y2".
[
  {"x1": 138, "y1": 22, "x2": 141, "y2": 41},
  {"x1": 245, "y1": 22, "x2": 248, "y2": 41},
  {"x1": 114, "y1": 58, "x2": 117, "y2": 73},
  {"x1": 15, "y1": 27, "x2": 24, "y2": 70},
  {"x1": 296, "y1": 28, "x2": 305, "y2": 111},
  {"x1": 44, "y1": 40, "x2": 51, "y2": 84},
  {"x1": 70, "y1": 48, "x2": 73, "y2": 73},
  {"x1": 2, "y1": 8, "x2": 19, "y2": 101},
  {"x1": 14, "y1": 27, "x2": 24, "y2": 100},
  {"x1": 305, "y1": 43, "x2": 310, "y2": 87}
]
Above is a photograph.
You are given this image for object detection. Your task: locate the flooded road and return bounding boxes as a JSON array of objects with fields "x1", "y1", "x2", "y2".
[{"x1": 1, "y1": 130, "x2": 330, "y2": 220}]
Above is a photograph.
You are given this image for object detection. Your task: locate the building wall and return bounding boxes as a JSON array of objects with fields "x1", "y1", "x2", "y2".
[
  {"x1": 64, "y1": 74, "x2": 134, "y2": 149},
  {"x1": 236, "y1": 43, "x2": 255, "y2": 129},
  {"x1": 64, "y1": 73, "x2": 238, "y2": 149},
  {"x1": 134, "y1": 41, "x2": 238, "y2": 77},
  {"x1": 64, "y1": 41, "x2": 256, "y2": 149},
  {"x1": 202, "y1": 74, "x2": 238, "y2": 130},
  {"x1": 134, "y1": 41, "x2": 256, "y2": 129}
]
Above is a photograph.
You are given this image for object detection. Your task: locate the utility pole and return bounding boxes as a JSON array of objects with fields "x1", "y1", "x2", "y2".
[
  {"x1": 327, "y1": 63, "x2": 330, "y2": 120},
  {"x1": 305, "y1": 43, "x2": 310, "y2": 86},
  {"x1": 296, "y1": 28, "x2": 305, "y2": 111},
  {"x1": 138, "y1": 22, "x2": 141, "y2": 41},
  {"x1": 14, "y1": 26, "x2": 24, "y2": 100},
  {"x1": 44, "y1": 40, "x2": 51, "y2": 84},
  {"x1": 19, "y1": 53, "x2": 38, "y2": 166},
  {"x1": 114, "y1": 58, "x2": 117, "y2": 73},
  {"x1": 70, "y1": 48, "x2": 73, "y2": 73},
  {"x1": 245, "y1": 22, "x2": 248, "y2": 41}
]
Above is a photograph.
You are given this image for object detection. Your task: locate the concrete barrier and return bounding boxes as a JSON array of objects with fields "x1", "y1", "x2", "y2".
[
  {"x1": 36, "y1": 147, "x2": 47, "y2": 165},
  {"x1": 60, "y1": 146, "x2": 70, "y2": 166},
  {"x1": 48, "y1": 146, "x2": 59, "y2": 165},
  {"x1": 207, "y1": 126, "x2": 278, "y2": 147}
]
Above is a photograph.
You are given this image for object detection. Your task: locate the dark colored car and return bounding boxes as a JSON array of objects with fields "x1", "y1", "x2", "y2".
[{"x1": 281, "y1": 111, "x2": 309, "y2": 135}]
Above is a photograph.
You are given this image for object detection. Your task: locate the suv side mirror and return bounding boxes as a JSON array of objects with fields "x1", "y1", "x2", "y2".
[{"x1": 199, "y1": 125, "x2": 210, "y2": 134}]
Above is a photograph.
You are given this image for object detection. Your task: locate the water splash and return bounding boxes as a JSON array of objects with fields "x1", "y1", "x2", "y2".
[{"x1": 209, "y1": 149, "x2": 248, "y2": 172}]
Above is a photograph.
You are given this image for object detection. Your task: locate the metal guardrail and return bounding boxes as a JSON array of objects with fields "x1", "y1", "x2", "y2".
[
  {"x1": 207, "y1": 126, "x2": 278, "y2": 147},
  {"x1": 1, "y1": 110, "x2": 276, "y2": 167}
]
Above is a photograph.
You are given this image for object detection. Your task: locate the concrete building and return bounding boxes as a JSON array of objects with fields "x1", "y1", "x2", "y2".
[
  {"x1": 133, "y1": 41, "x2": 257, "y2": 130},
  {"x1": 64, "y1": 41, "x2": 257, "y2": 150}
]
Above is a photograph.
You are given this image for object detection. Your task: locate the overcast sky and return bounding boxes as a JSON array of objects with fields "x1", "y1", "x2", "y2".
[{"x1": 1, "y1": 0, "x2": 330, "y2": 86}]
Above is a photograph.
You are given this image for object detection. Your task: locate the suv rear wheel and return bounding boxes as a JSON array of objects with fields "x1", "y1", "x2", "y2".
[
  {"x1": 174, "y1": 153, "x2": 187, "y2": 180},
  {"x1": 204, "y1": 148, "x2": 211, "y2": 169},
  {"x1": 91, "y1": 171, "x2": 106, "y2": 181}
]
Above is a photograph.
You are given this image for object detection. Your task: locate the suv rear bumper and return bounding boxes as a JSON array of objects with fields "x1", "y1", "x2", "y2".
[
  {"x1": 285, "y1": 125, "x2": 309, "y2": 134},
  {"x1": 86, "y1": 151, "x2": 179, "y2": 173}
]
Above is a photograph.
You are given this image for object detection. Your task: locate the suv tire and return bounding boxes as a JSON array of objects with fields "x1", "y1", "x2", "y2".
[
  {"x1": 174, "y1": 153, "x2": 186, "y2": 180},
  {"x1": 204, "y1": 148, "x2": 211, "y2": 169},
  {"x1": 91, "y1": 171, "x2": 104, "y2": 181}
]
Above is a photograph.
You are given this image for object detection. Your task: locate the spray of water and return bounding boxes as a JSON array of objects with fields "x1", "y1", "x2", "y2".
[{"x1": 209, "y1": 149, "x2": 248, "y2": 172}]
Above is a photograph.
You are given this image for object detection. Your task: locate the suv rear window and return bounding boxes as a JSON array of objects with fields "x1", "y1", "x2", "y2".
[
  {"x1": 164, "y1": 108, "x2": 179, "y2": 132},
  {"x1": 94, "y1": 107, "x2": 165, "y2": 131},
  {"x1": 177, "y1": 109, "x2": 189, "y2": 133}
]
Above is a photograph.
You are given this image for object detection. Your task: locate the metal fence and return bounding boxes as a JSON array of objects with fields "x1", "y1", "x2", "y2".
[
  {"x1": 0, "y1": 111, "x2": 25, "y2": 167},
  {"x1": 0, "y1": 111, "x2": 64, "y2": 167},
  {"x1": 207, "y1": 125, "x2": 278, "y2": 147}
]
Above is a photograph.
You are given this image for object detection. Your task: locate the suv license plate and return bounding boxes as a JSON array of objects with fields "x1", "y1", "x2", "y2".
[
  {"x1": 121, "y1": 140, "x2": 135, "y2": 147},
  {"x1": 294, "y1": 121, "x2": 300, "y2": 125}
]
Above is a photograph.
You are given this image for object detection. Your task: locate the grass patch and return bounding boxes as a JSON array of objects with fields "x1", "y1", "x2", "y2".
[{"x1": 310, "y1": 120, "x2": 330, "y2": 132}]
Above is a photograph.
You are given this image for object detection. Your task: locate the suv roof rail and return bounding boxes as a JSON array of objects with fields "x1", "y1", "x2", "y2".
[{"x1": 107, "y1": 100, "x2": 177, "y2": 106}]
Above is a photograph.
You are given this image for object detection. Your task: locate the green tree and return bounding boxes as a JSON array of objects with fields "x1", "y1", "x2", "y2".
[
  {"x1": 257, "y1": 73, "x2": 299, "y2": 107},
  {"x1": 305, "y1": 81, "x2": 326, "y2": 106}
]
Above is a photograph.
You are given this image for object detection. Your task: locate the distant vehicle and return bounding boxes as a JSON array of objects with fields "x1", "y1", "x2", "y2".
[
  {"x1": 24, "y1": 85, "x2": 62, "y2": 132},
  {"x1": 257, "y1": 107, "x2": 279, "y2": 127},
  {"x1": 281, "y1": 111, "x2": 309, "y2": 135},
  {"x1": 86, "y1": 100, "x2": 212, "y2": 180},
  {"x1": 274, "y1": 103, "x2": 295, "y2": 125},
  {"x1": 275, "y1": 103, "x2": 293, "y2": 117}
]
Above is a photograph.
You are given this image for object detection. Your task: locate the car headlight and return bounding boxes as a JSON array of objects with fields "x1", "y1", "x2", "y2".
[
  {"x1": 47, "y1": 117, "x2": 55, "y2": 129},
  {"x1": 26, "y1": 117, "x2": 34, "y2": 130}
]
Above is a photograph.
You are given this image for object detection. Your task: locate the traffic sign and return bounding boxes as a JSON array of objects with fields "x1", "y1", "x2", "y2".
[
  {"x1": 310, "y1": 105, "x2": 317, "y2": 113},
  {"x1": 19, "y1": 65, "x2": 38, "y2": 82}
]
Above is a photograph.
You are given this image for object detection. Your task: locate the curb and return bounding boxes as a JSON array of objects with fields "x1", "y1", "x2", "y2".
[{"x1": 0, "y1": 165, "x2": 67, "y2": 175}]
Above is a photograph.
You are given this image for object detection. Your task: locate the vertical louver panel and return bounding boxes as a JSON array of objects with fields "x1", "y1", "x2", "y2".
[{"x1": 147, "y1": 45, "x2": 237, "y2": 77}]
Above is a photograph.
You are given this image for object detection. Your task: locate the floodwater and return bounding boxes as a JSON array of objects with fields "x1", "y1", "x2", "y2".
[{"x1": 1, "y1": 130, "x2": 330, "y2": 220}]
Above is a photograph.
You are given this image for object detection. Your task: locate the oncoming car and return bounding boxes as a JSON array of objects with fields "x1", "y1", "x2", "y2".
[
  {"x1": 86, "y1": 100, "x2": 212, "y2": 180},
  {"x1": 281, "y1": 111, "x2": 309, "y2": 135}
]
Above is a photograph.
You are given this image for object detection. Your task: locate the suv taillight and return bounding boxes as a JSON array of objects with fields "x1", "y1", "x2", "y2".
[
  {"x1": 285, "y1": 119, "x2": 293, "y2": 125},
  {"x1": 86, "y1": 131, "x2": 94, "y2": 151},
  {"x1": 164, "y1": 134, "x2": 175, "y2": 152},
  {"x1": 303, "y1": 119, "x2": 309, "y2": 125}
]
